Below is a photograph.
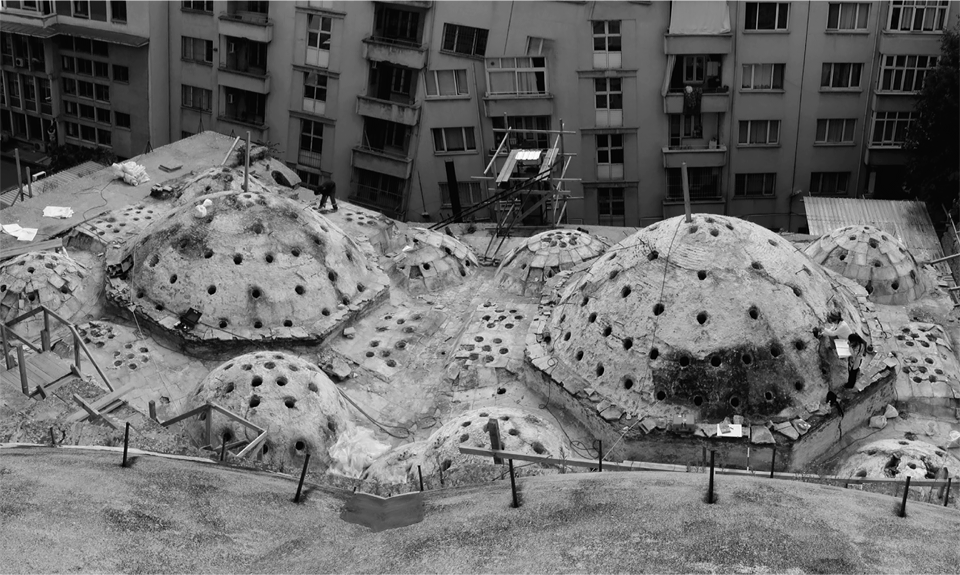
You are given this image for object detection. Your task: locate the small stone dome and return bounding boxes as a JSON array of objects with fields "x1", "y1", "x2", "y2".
[
  {"x1": 837, "y1": 438, "x2": 960, "y2": 482},
  {"x1": 496, "y1": 229, "x2": 610, "y2": 295},
  {"x1": 361, "y1": 407, "x2": 568, "y2": 484},
  {"x1": 804, "y1": 225, "x2": 926, "y2": 304},
  {"x1": 119, "y1": 186, "x2": 387, "y2": 342},
  {"x1": 190, "y1": 351, "x2": 351, "y2": 470},
  {"x1": 0, "y1": 251, "x2": 96, "y2": 339},
  {"x1": 539, "y1": 214, "x2": 865, "y2": 422},
  {"x1": 174, "y1": 166, "x2": 275, "y2": 205},
  {"x1": 388, "y1": 227, "x2": 479, "y2": 292}
]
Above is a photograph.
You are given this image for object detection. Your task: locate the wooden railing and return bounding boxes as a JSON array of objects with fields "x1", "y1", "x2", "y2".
[{"x1": 160, "y1": 402, "x2": 267, "y2": 460}]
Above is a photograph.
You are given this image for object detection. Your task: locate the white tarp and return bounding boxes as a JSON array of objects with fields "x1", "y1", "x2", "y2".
[{"x1": 668, "y1": 1, "x2": 731, "y2": 35}]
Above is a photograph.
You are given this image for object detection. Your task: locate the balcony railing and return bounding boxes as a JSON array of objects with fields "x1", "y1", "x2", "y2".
[
  {"x1": 298, "y1": 149, "x2": 322, "y2": 169},
  {"x1": 661, "y1": 144, "x2": 728, "y2": 169},
  {"x1": 218, "y1": 113, "x2": 266, "y2": 128},
  {"x1": 219, "y1": 11, "x2": 271, "y2": 25},
  {"x1": 367, "y1": 35, "x2": 423, "y2": 49},
  {"x1": 664, "y1": 143, "x2": 725, "y2": 151},
  {"x1": 350, "y1": 183, "x2": 404, "y2": 218}
]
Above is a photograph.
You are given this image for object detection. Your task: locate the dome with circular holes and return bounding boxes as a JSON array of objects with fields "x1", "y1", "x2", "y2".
[
  {"x1": 538, "y1": 214, "x2": 866, "y2": 423},
  {"x1": 836, "y1": 439, "x2": 960, "y2": 484},
  {"x1": 174, "y1": 166, "x2": 276, "y2": 205},
  {"x1": 189, "y1": 351, "x2": 351, "y2": 470},
  {"x1": 361, "y1": 407, "x2": 569, "y2": 485},
  {"x1": 388, "y1": 227, "x2": 479, "y2": 292},
  {"x1": 804, "y1": 225, "x2": 926, "y2": 305},
  {"x1": 495, "y1": 229, "x2": 610, "y2": 295},
  {"x1": 115, "y1": 184, "x2": 388, "y2": 342},
  {"x1": 0, "y1": 251, "x2": 97, "y2": 340}
]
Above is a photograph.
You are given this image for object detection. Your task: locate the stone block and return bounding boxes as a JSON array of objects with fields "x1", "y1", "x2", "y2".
[
  {"x1": 884, "y1": 404, "x2": 899, "y2": 419},
  {"x1": 868, "y1": 415, "x2": 887, "y2": 429},
  {"x1": 791, "y1": 419, "x2": 810, "y2": 436},
  {"x1": 774, "y1": 422, "x2": 799, "y2": 440},
  {"x1": 601, "y1": 404, "x2": 624, "y2": 422},
  {"x1": 751, "y1": 425, "x2": 775, "y2": 444},
  {"x1": 639, "y1": 418, "x2": 657, "y2": 434},
  {"x1": 342, "y1": 327, "x2": 356, "y2": 339}
]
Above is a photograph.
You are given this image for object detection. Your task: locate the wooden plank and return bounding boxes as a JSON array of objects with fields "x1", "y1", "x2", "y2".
[
  {"x1": 235, "y1": 431, "x2": 267, "y2": 458},
  {"x1": 29, "y1": 352, "x2": 71, "y2": 380},
  {"x1": 28, "y1": 375, "x2": 71, "y2": 399},
  {"x1": 64, "y1": 381, "x2": 139, "y2": 423},
  {"x1": 71, "y1": 393, "x2": 120, "y2": 430},
  {"x1": 159, "y1": 404, "x2": 210, "y2": 428},
  {"x1": 209, "y1": 403, "x2": 265, "y2": 433},
  {"x1": 3, "y1": 365, "x2": 25, "y2": 392},
  {"x1": 0, "y1": 238, "x2": 63, "y2": 262}
]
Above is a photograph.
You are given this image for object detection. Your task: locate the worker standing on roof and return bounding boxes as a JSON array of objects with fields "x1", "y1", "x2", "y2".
[
  {"x1": 823, "y1": 311, "x2": 853, "y2": 340},
  {"x1": 845, "y1": 333, "x2": 867, "y2": 389},
  {"x1": 316, "y1": 178, "x2": 338, "y2": 212}
]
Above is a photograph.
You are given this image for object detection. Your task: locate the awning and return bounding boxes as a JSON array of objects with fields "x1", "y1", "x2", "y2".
[
  {"x1": 0, "y1": 20, "x2": 58, "y2": 39},
  {"x1": 668, "y1": 1, "x2": 731, "y2": 35},
  {"x1": 52, "y1": 23, "x2": 149, "y2": 48}
]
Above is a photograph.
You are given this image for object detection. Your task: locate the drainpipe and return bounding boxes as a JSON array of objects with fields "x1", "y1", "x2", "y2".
[
  {"x1": 858, "y1": 2, "x2": 885, "y2": 198},
  {"x1": 787, "y1": 1, "x2": 812, "y2": 231}
]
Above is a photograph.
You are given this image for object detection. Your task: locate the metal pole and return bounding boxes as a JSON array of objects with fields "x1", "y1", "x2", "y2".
[
  {"x1": 445, "y1": 160, "x2": 464, "y2": 224},
  {"x1": 598, "y1": 440, "x2": 603, "y2": 472},
  {"x1": 926, "y1": 252, "x2": 960, "y2": 265},
  {"x1": 770, "y1": 447, "x2": 776, "y2": 479},
  {"x1": 899, "y1": 476, "x2": 910, "y2": 517},
  {"x1": 14, "y1": 148, "x2": 23, "y2": 201},
  {"x1": 439, "y1": 461, "x2": 444, "y2": 486},
  {"x1": 220, "y1": 436, "x2": 227, "y2": 462},
  {"x1": 509, "y1": 459, "x2": 519, "y2": 508},
  {"x1": 418, "y1": 465, "x2": 424, "y2": 492},
  {"x1": 294, "y1": 453, "x2": 311, "y2": 503},
  {"x1": 26, "y1": 167, "x2": 34, "y2": 198},
  {"x1": 681, "y1": 162, "x2": 692, "y2": 223},
  {"x1": 707, "y1": 450, "x2": 716, "y2": 504},
  {"x1": 944, "y1": 478, "x2": 952, "y2": 507},
  {"x1": 17, "y1": 345, "x2": 28, "y2": 395},
  {"x1": 122, "y1": 422, "x2": 130, "y2": 467},
  {"x1": 148, "y1": 400, "x2": 157, "y2": 422},
  {"x1": 243, "y1": 131, "x2": 251, "y2": 194},
  {"x1": 50, "y1": 426, "x2": 56, "y2": 447}
]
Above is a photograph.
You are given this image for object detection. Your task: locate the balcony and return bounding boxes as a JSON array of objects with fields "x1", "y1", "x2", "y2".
[
  {"x1": 218, "y1": 66, "x2": 270, "y2": 94},
  {"x1": 664, "y1": 34, "x2": 732, "y2": 55},
  {"x1": 661, "y1": 144, "x2": 727, "y2": 168},
  {"x1": 356, "y1": 95, "x2": 420, "y2": 126},
  {"x1": 664, "y1": 88, "x2": 730, "y2": 114},
  {"x1": 362, "y1": 36, "x2": 427, "y2": 70},
  {"x1": 864, "y1": 147, "x2": 908, "y2": 167},
  {"x1": 389, "y1": 0, "x2": 433, "y2": 7},
  {"x1": 351, "y1": 146, "x2": 413, "y2": 180},
  {"x1": 218, "y1": 12, "x2": 273, "y2": 43}
]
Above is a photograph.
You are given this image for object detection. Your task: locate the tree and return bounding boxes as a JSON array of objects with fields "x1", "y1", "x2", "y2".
[{"x1": 904, "y1": 25, "x2": 959, "y2": 216}]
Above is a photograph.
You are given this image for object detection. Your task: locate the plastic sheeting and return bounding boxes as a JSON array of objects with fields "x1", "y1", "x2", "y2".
[
  {"x1": 668, "y1": 1, "x2": 731, "y2": 35},
  {"x1": 327, "y1": 423, "x2": 392, "y2": 478}
]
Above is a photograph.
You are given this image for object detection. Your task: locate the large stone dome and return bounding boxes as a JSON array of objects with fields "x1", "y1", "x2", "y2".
[
  {"x1": 387, "y1": 227, "x2": 479, "y2": 292},
  {"x1": 495, "y1": 229, "x2": 610, "y2": 295},
  {"x1": 803, "y1": 225, "x2": 926, "y2": 304},
  {"x1": 540, "y1": 214, "x2": 865, "y2": 421},
  {"x1": 119, "y1": 186, "x2": 387, "y2": 341}
]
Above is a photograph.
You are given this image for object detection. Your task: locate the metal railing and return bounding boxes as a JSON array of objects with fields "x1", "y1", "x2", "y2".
[{"x1": 219, "y1": 10, "x2": 271, "y2": 25}]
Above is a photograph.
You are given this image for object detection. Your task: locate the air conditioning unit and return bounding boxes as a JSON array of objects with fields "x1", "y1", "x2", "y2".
[{"x1": 14, "y1": 58, "x2": 25, "y2": 67}]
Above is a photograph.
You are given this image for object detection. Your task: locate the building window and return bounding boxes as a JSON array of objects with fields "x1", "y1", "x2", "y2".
[
  {"x1": 94, "y1": 61, "x2": 109, "y2": 78},
  {"x1": 870, "y1": 111, "x2": 914, "y2": 147},
  {"x1": 669, "y1": 114, "x2": 703, "y2": 146},
  {"x1": 77, "y1": 58, "x2": 93, "y2": 76},
  {"x1": 486, "y1": 56, "x2": 547, "y2": 96},
  {"x1": 306, "y1": 14, "x2": 332, "y2": 68},
  {"x1": 91, "y1": 40, "x2": 108, "y2": 57},
  {"x1": 440, "y1": 181, "x2": 485, "y2": 208},
  {"x1": 181, "y1": 0, "x2": 212, "y2": 11},
  {"x1": 113, "y1": 64, "x2": 129, "y2": 83},
  {"x1": 390, "y1": 67, "x2": 412, "y2": 96},
  {"x1": 597, "y1": 188, "x2": 625, "y2": 226},
  {"x1": 21, "y1": 77, "x2": 36, "y2": 112},
  {"x1": 110, "y1": 0, "x2": 126, "y2": 22},
  {"x1": 526, "y1": 36, "x2": 551, "y2": 56},
  {"x1": 744, "y1": 2, "x2": 789, "y2": 30},
  {"x1": 738, "y1": 120, "x2": 780, "y2": 145},
  {"x1": 62, "y1": 56, "x2": 75, "y2": 73},
  {"x1": 302, "y1": 72, "x2": 327, "y2": 115},
  {"x1": 77, "y1": 80, "x2": 94, "y2": 99},
  {"x1": 821, "y1": 63, "x2": 862, "y2": 89},
  {"x1": 735, "y1": 173, "x2": 777, "y2": 196},
  {"x1": 878, "y1": 54, "x2": 938, "y2": 92},
  {"x1": 815, "y1": 118, "x2": 857, "y2": 144},
  {"x1": 666, "y1": 167, "x2": 722, "y2": 200},
  {"x1": 592, "y1": 20, "x2": 622, "y2": 69},
  {"x1": 810, "y1": 172, "x2": 850, "y2": 195},
  {"x1": 90, "y1": 0, "x2": 107, "y2": 21},
  {"x1": 352, "y1": 168, "x2": 406, "y2": 216},
  {"x1": 62, "y1": 77, "x2": 76, "y2": 95},
  {"x1": 887, "y1": 0, "x2": 948, "y2": 32},
  {"x1": 432, "y1": 127, "x2": 477, "y2": 153},
  {"x1": 683, "y1": 55, "x2": 705, "y2": 83},
  {"x1": 827, "y1": 3, "x2": 869, "y2": 30},
  {"x1": 114, "y1": 111, "x2": 130, "y2": 128},
  {"x1": 64, "y1": 101, "x2": 78, "y2": 116},
  {"x1": 78, "y1": 103, "x2": 95, "y2": 120},
  {"x1": 741, "y1": 63, "x2": 785, "y2": 90},
  {"x1": 80, "y1": 124, "x2": 96, "y2": 143},
  {"x1": 596, "y1": 134, "x2": 624, "y2": 180},
  {"x1": 373, "y1": 4, "x2": 422, "y2": 45},
  {"x1": 595, "y1": 78, "x2": 623, "y2": 128},
  {"x1": 362, "y1": 118, "x2": 409, "y2": 154},
  {"x1": 298, "y1": 119, "x2": 324, "y2": 168},
  {"x1": 441, "y1": 23, "x2": 488, "y2": 57},
  {"x1": 39, "y1": 78, "x2": 51, "y2": 114},
  {"x1": 492, "y1": 116, "x2": 550, "y2": 149},
  {"x1": 426, "y1": 69, "x2": 468, "y2": 97},
  {"x1": 181, "y1": 36, "x2": 213, "y2": 64},
  {"x1": 72, "y1": 0, "x2": 90, "y2": 18},
  {"x1": 297, "y1": 169, "x2": 323, "y2": 192},
  {"x1": 94, "y1": 84, "x2": 109, "y2": 102},
  {"x1": 223, "y1": 87, "x2": 265, "y2": 125},
  {"x1": 65, "y1": 121, "x2": 79, "y2": 138},
  {"x1": 181, "y1": 84, "x2": 212, "y2": 111},
  {"x1": 96, "y1": 107, "x2": 110, "y2": 124}
]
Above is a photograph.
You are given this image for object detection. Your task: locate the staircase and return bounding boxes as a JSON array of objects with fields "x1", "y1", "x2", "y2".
[
  {"x1": 0, "y1": 161, "x2": 106, "y2": 209},
  {"x1": 3, "y1": 349, "x2": 75, "y2": 398}
]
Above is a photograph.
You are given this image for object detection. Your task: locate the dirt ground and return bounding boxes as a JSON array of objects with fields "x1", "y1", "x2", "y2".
[{"x1": 1, "y1": 447, "x2": 958, "y2": 574}]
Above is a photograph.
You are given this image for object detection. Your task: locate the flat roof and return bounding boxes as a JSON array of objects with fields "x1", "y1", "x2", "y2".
[
  {"x1": 0, "y1": 20, "x2": 149, "y2": 47},
  {"x1": 804, "y1": 197, "x2": 943, "y2": 261},
  {"x1": 0, "y1": 132, "x2": 238, "y2": 243}
]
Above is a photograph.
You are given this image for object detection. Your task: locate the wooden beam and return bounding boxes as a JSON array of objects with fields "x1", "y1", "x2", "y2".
[
  {"x1": 235, "y1": 431, "x2": 268, "y2": 459},
  {"x1": 209, "y1": 403, "x2": 265, "y2": 433},
  {"x1": 65, "y1": 382, "x2": 139, "y2": 423},
  {"x1": 67, "y1": 326, "x2": 115, "y2": 392},
  {"x1": 0, "y1": 238, "x2": 63, "y2": 262},
  {"x1": 159, "y1": 404, "x2": 210, "y2": 428},
  {"x1": 72, "y1": 393, "x2": 119, "y2": 430}
]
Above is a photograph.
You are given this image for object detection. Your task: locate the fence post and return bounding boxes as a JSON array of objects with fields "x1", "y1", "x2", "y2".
[
  {"x1": 439, "y1": 461, "x2": 444, "y2": 487},
  {"x1": 769, "y1": 447, "x2": 776, "y2": 479},
  {"x1": 41, "y1": 308, "x2": 51, "y2": 352},
  {"x1": 294, "y1": 453, "x2": 311, "y2": 503},
  {"x1": 17, "y1": 345, "x2": 28, "y2": 395},
  {"x1": 49, "y1": 426, "x2": 56, "y2": 447},
  {"x1": 945, "y1": 478, "x2": 952, "y2": 507},
  {"x1": 73, "y1": 328, "x2": 81, "y2": 371},
  {"x1": 899, "y1": 476, "x2": 911, "y2": 517},
  {"x1": 487, "y1": 418, "x2": 503, "y2": 465},
  {"x1": 707, "y1": 450, "x2": 716, "y2": 504},
  {"x1": 598, "y1": 440, "x2": 603, "y2": 472},
  {"x1": 148, "y1": 400, "x2": 157, "y2": 422},
  {"x1": 509, "y1": 459, "x2": 519, "y2": 508},
  {"x1": 220, "y1": 437, "x2": 227, "y2": 462},
  {"x1": 418, "y1": 465, "x2": 424, "y2": 492},
  {"x1": 121, "y1": 422, "x2": 130, "y2": 467}
]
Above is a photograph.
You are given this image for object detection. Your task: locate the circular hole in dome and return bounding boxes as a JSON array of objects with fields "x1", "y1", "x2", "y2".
[
  {"x1": 459, "y1": 434, "x2": 470, "y2": 443},
  {"x1": 623, "y1": 338, "x2": 633, "y2": 350},
  {"x1": 693, "y1": 395, "x2": 704, "y2": 406},
  {"x1": 423, "y1": 263, "x2": 432, "y2": 271},
  {"x1": 873, "y1": 260, "x2": 882, "y2": 268},
  {"x1": 219, "y1": 319, "x2": 228, "y2": 329},
  {"x1": 276, "y1": 376, "x2": 288, "y2": 386},
  {"x1": 710, "y1": 229, "x2": 719, "y2": 237},
  {"x1": 749, "y1": 306, "x2": 760, "y2": 320},
  {"x1": 588, "y1": 313, "x2": 597, "y2": 323},
  {"x1": 564, "y1": 332, "x2": 571, "y2": 341},
  {"x1": 223, "y1": 382, "x2": 235, "y2": 394},
  {"x1": 764, "y1": 391, "x2": 774, "y2": 402},
  {"x1": 623, "y1": 377, "x2": 634, "y2": 390},
  {"x1": 679, "y1": 356, "x2": 690, "y2": 367},
  {"x1": 751, "y1": 261, "x2": 763, "y2": 271},
  {"x1": 264, "y1": 361, "x2": 276, "y2": 369},
  {"x1": 649, "y1": 348, "x2": 659, "y2": 360},
  {"x1": 655, "y1": 390, "x2": 667, "y2": 401},
  {"x1": 295, "y1": 285, "x2": 305, "y2": 295},
  {"x1": 909, "y1": 270, "x2": 916, "y2": 279},
  {"x1": 365, "y1": 351, "x2": 375, "y2": 358},
  {"x1": 328, "y1": 271, "x2": 338, "y2": 283},
  {"x1": 621, "y1": 285, "x2": 632, "y2": 298},
  {"x1": 254, "y1": 320, "x2": 263, "y2": 329},
  {"x1": 891, "y1": 281, "x2": 899, "y2": 290},
  {"x1": 730, "y1": 396, "x2": 741, "y2": 408},
  {"x1": 321, "y1": 308, "x2": 331, "y2": 316},
  {"x1": 251, "y1": 288, "x2": 261, "y2": 299},
  {"x1": 284, "y1": 397, "x2": 296, "y2": 409},
  {"x1": 791, "y1": 286, "x2": 803, "y2": 297},
  {"x1": 508, "y1": 428, "x2": 519, "y2": 436},
  {"x1": 653, "y1": 303, "x2": 664, "y2": 316},
  {"x1": 697, "y1": 312, "x2": 708, "y2": 325},
  {"x1": 295, "y1": 440, "x2": 305, "y2": 451},
  {"x1": 602, "y1": 326, "x2": 612, "y2": 337},
  {"x1": 648, "y1": 250, "x2": 659, "y2": 261},
  {"x1": 698, "y1": 270, "x2": 707, "y2": 281},
  {"x1": 251, "y1": 375, "x2": 263, "y2": 387},
  {"x1": 575, "y1": 350, "x2": 584, "y2": 361},
  {"x1": 137, "y1": 291, "x2": 144, "y2": 299},
  {"x1": 849, "y1": 235, "x2": 856, "y2": 241},
  {"x1": 265, "y1": 253, "x2": 274, "y2": 263},
  {"x1": 291, "y1": 248, "x2": 301, "y2": 257},
  {"x1": 233, "y1": 254, "x2": 243, "y2": 265},
  {"x1": 204, "y1": 249, "x2": 213, "y2": 259},
  {"x1": 581, "y1": 296, "x2": 589, "y2": 307},
  {"x1": 252, "y1": 223, "x2": 264, "y2": 234},
  {"x1": 768, "y1": 239, "x2": 778, "y2": 247},
  {"x1": 249, "y1": 396, "x2": 261, "y2": 408},
  {"x1": 283, "y1": 319, "x2": 293, "y2": 327},
  {"x1": 770, "y1": 344, "x2": 782, "y2": 358},
  {"x1": 370, "y1": 341, "x2": 380, "y2": 348},
  {"x1": 839, "y1": 253, "x2": 847, "y2": 261},
  {"x1": 155, "y1": 304, "x2": 164, "y2": 311},
  {"x1": 710, "y1": 356, "x2": 722, "y2": 367},
  {"x1": 149, "y1": 254, "x2": 159, "y2": 267},
  {"x1": 357, "y1": 283, "x2": 366, "y2": 293},
  {"x1": 531, "y1": 442, "x2": 546, "y2": 455},
  {"x1": 794, "y1": 340, "x2": 806, "y2": 351},
  {"x1": 207, "y1": 285, "x2": 217, "y2": 295},
  {"x1": 688, "y1": 225, "x2": 699, "y2": 233},
  {"x1": 609, "y1": 270, "x2": 619, "y2": 280},
  {"x1": 869, "y1": 239, "x2": 879, "y2": 249},
  {"x1": 794, "y1": 381, "x2": 804, "y2": 391},
  {"x1": 865, "y1": 283, "x2": 874, "y2": 294}
]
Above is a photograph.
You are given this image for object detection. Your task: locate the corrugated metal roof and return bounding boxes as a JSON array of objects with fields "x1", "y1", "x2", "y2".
[
  {"x1": 805, "y1": 197, "x2": 943, "y2": 261},
  {"x1": 0, "y1": 20, "x2": 57, "y2": 38},
  {"x1": 53, "y1": 23, "x2": 149, "y2": 47}
]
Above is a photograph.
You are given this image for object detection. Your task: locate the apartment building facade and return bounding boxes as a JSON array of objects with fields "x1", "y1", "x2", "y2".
[{"x1": 0, "y1": 0, "x2": 168, "y2": 160}]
